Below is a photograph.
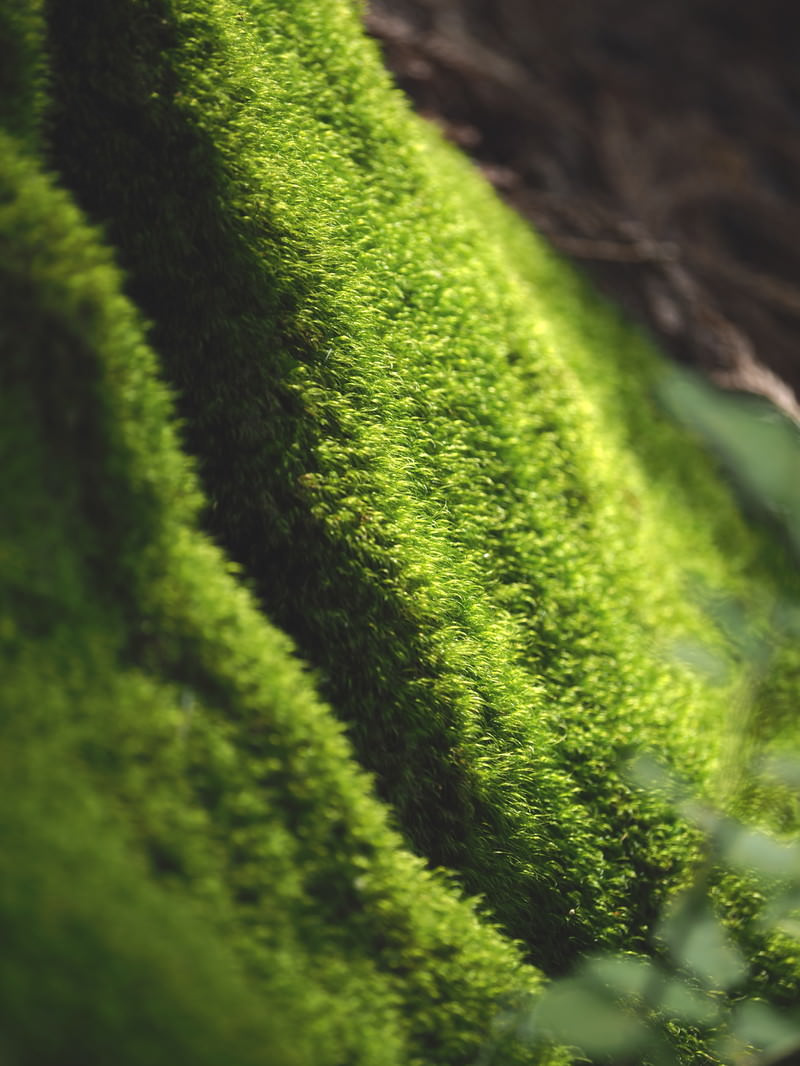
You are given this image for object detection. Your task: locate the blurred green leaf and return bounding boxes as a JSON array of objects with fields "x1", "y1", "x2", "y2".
[
  {"x1": 659, "y1": 978, "x2": 720, "y2": 1026},
  {"x1": 658, "y1": 898, "x2": 748, "y2": 990},
  {"x1": 657, "y1": 365, "x2": 800, "y2": 560},
  {"x1": 628, "y1": 753, "x2": 689, "y2": 804},
  {"x1": 775, "y1": 915, "x2": 800, "y2": 941},
  {"x1": 667, "y1": 637, "x2": 732, "y2": 684},
  {"x1": 718, "y1": 823, "x2": 800, "y2": 880},
  {"x1": 678, "y1": 797, "x2": 723, "y2": 837},
  {"x1": 729, "y1": 1000, "x2": 800, "y2": 1061},
  {"x1": 584, "y1": 954, "x2": 661, "y2": 999},
  {"x1": 759, "y1": 754, "x2": 800, "y2": 793},
  {"x1": 526, "y1": 977, "x2": 651, "y2": 1058}
]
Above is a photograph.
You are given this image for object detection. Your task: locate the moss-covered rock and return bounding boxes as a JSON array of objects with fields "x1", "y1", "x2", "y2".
[{"x1": 1, "y1": 1, "x2": 797, "y2": 1063}]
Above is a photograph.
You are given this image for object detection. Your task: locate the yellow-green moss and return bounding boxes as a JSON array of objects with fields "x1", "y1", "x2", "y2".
[
  {"x1": 1, "y1": 1, "x2": 798, "y2": 1062},
  {"x1": 0, "y1": 133, "x2": 560, "y2": 1066}
]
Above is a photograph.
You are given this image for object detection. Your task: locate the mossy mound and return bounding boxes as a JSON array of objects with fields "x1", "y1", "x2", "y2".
[
  {"x1": 1, "y1": 1, "x2": 798, "y2": 1062},
  {"x1": 0, "y1": 124, "x2": 563, "y2": 1066}
]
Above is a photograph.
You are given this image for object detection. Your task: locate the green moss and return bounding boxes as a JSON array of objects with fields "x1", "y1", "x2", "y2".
[
  {"x1": 2, "y1": 0, "x2": 798, "y2": 1062},
  {"x1": 0, "y1": 0, "x2": 47, "y2": 152},
  {"x1": 0, "y1": 134, "x2": 558, "y2": 1066},
  {"x1": 38, "y1": 0, "x2": 798, "y2": 965}
]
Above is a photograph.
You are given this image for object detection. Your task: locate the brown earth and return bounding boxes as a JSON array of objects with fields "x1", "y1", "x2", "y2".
[{"x1": 365, "y1": 0, "x2": 800, "y2": 423}]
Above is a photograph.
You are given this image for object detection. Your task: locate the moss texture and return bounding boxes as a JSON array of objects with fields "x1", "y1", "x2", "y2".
[
  {"x1": 1, "y1": 1, "x2": 798, "y2": 1063},
  {"x1": 0, "y1": 126, "x2": 565, "y2": 1066}
]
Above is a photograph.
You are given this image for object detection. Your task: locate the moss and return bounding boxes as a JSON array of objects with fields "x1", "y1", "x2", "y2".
[
  {"x1": 0, "y1": 134, "x2": 558, "y2": 1066},
  {"x1": 0, "y1": 0, "x2": 48, "y2": 152},
  {"x1": 1, "y1": 0, "x2": 798, "y2": 1062},
  {"x1": 37, "y1": 0, "x2": 798, "y2": 962}
]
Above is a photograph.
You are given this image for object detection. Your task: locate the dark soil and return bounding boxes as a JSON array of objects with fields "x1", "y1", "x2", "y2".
[{"x1": 365, "y1": 0, "x2": 800, "y2": 422}]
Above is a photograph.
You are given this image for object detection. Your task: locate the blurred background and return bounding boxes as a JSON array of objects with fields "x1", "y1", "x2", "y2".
[{"x1": 364, "y1": 0, "x2": 800, "y2": 553}]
